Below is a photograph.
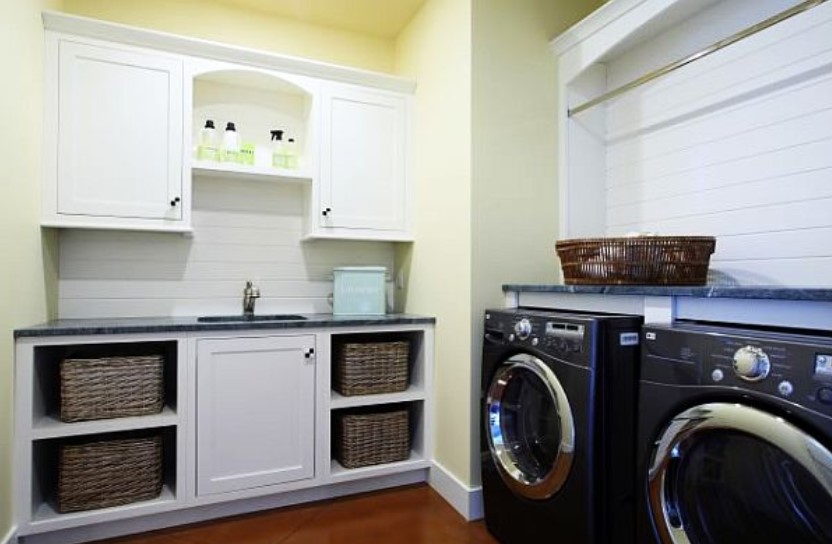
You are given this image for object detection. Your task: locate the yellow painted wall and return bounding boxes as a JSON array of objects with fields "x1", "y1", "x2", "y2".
[
  {"x1": 471, "y1": 0, "x2": 605, "y2": 305},
  {"x1": 61, "y1": 0, "x2": 396, "y2": 73},
  {"x1": 469, "y1": 0, "x2": 602, "y2": 489},
  {"x1": 0, "y1": 0, "x2": 62, "y2": 537},
  {"x1": 394, "y1": 0, "x2": 474, "y2": 484},
  {"x1": 396, "y1": 0, "x2": 602, "y2": 493}
]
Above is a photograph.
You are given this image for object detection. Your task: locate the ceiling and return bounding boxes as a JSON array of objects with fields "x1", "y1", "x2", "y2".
[{"x1": 214, "y1": 0, "x2": 428, "y2": 38}]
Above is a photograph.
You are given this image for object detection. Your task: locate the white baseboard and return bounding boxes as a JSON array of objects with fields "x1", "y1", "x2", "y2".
[
  {"x1": 2, "y1": 525, "x2": 17, "y2": 544},
  {"x1": 428, "y1": 461, "x2": 483, "y2": 521}
]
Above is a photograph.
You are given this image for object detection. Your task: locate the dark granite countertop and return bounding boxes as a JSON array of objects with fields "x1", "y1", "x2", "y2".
[
  {"x1": 14, "y1": 313, "x2": 436, "y2": 338},
  {"x1": 502, "y1": 284, "x2": 832, "y2": 302}
]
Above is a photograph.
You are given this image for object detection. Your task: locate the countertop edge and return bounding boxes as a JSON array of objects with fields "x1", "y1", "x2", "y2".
[{"x1": 14, "y1": 315, "x2": 437, "y2": 339}]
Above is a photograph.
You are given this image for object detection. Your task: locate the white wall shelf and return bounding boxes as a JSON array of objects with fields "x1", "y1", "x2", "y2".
[{"x1": 192, "y1": 161, "x2": 312, "y2": 184}]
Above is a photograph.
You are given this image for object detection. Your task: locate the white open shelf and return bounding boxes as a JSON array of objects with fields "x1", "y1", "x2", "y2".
[
  {"x1": 32, "y1": 407, "x2": 179, "y2": 440},
  {"x1": 29, "y1": 485, "x2": 177, "y2": 530},
  {"x1": 192, "y1": 160, "x2": 312, "y2": 183},
  {"x1": 329, "y1": 389, "x2": 425, "y2": 410},
  {"x1": 329, "y1": 453, "x2": 429, "y2": 483}
]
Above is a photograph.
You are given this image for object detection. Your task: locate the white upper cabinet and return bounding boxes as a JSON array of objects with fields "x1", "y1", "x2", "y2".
[
  {"x1": 44, "y1": 37, "x2": 187, "y2": 232},
  {"x1": 310, "y1": 84, "x2": 411, "y2": 241},
  {"x1": 41, "y1": 13, "x2": 414, "y2": 240}
]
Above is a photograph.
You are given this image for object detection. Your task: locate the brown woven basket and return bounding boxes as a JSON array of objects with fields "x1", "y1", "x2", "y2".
[
  {"x1": 58, "y1": 435, "x2": 163, "y2": 513},
  {"x1": 335, "y1": 409, "x2": 410, "y2": 469},
  {"x1": 334, "y1": 341, "x2": 409, "y2": 396},
  {"x1": 60, "y1": 355, "x2": 165, "y2": 422},
  {"x1": 555, "y1": 236, "x2": 716, "y2": 285}
]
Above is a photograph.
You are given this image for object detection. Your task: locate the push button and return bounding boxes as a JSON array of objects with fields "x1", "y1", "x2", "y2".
[{"x1": 818, "y1": 387, "x2": 832, "y2": 405}]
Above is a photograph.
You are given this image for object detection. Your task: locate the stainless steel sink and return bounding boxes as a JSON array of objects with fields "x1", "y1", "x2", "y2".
[{"x1": 197, "y1": 314, "x2": 307, "y2": 323}]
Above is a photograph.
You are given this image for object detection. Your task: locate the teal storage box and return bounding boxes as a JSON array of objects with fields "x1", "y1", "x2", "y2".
[{"x1": 333, "y1": 267, "x2": 386, "y2": 316}]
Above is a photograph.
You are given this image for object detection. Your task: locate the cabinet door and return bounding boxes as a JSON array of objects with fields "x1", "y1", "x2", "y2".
[
  {"x1": 196, "y1": 335, "x2": 315, "y2": 495},
  {"x1": 57, "y1": 40, "x2": 183, "y2": 220},
  {"x1": 319, "y1": 85, "x2": 407, "y2": 232}
]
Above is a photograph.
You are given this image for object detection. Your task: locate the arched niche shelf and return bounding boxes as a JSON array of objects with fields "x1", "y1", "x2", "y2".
[{"x1": 190, "y1": 67, "x2": 317, "y2": 183}]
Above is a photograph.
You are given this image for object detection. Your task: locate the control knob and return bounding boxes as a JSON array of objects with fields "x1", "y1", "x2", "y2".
[
  {"x1": 514, "y1": 319, "x2": 532, "y2": 340},
  {"x1": 732, "y1": 346, "x2": 771, "y2": 382}
]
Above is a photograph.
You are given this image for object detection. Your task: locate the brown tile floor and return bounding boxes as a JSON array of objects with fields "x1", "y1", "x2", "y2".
[{"x1": 93, "y1": 485, "x2": 498, "y2": 544}]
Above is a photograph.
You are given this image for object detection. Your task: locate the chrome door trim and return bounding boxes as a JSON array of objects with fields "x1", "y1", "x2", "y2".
[
  {"x1": 486, "y1": 353, "x2": 575, "y2": 500},
  {"x1": 648, "y1": 402, "x2": 832, "y2": 544}
]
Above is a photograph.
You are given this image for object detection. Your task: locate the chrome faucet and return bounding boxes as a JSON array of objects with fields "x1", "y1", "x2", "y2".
[{"x1": 242, "y1": 281, "x2": 260, "y2": 317}]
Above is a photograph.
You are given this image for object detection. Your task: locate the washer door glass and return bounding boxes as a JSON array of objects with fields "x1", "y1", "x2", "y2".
[
  {"x1": 486, "y1": 353, "x2": 575, "y2": 500},
  {"x1": 648, "y1": 402, "x2": 832, "y2": 544}
]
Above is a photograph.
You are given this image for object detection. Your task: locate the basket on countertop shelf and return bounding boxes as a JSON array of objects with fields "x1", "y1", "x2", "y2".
[
  {"x1": 333, "y1": 341, "x2": 410, "y2": 396},
  {"x1": 555, "y1": 236, "x2": 716, "y2": 285},
  {"x1": 60, "y1": 355, "x2": 165, "y2": 422},
  {"x1": 58, "y1": 434, "x2": 163, "y2": 513},
  {"x1": 334, "y1": 408, "x2": 410, "y2": 469}
]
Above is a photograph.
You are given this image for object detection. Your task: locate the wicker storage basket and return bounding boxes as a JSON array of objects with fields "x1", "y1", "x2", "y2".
[
  {"x1": 334, "y1": 341, "x2": 409, "y2": 396},
  {"x1": 60, "y1": 355, "x2": 164, "y2": 422},
  {"x1": 58, "y1": 435, "x2": 163, "y2": 513},
  {"x1": 555, "y1": 236, "x2": 716, "y2": 285},
  {"x1": 335, "y1": 409, "x2": 410, "y2": 469}
]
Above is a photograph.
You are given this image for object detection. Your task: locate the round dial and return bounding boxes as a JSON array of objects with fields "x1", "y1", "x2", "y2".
[
  {"x1": 514, "y1": 319, "x2": 532, "y2": 340},
  {"x1": 732, "y1": 346, "x2": 771, "y2": 382}
]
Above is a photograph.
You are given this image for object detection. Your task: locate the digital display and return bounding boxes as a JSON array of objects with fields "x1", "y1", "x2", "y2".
[{"x1": 815, "y1": 354, "x2": 832, "y2": 379}]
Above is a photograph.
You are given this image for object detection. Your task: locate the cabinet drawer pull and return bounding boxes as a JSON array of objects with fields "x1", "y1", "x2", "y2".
[
  {"x1": 304, "y1": 348, "x2": 315, "y2": 359},
  {"x1": 322, "y1": 208, "x2": 332, "y2": 216},
  {"x1": 170, "y1": 197, "x2": 181, "y2": 207}
]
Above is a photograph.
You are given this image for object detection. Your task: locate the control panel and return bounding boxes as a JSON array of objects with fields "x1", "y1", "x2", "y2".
[
  {"x1": 484, "y1": 310, "x2": 588, "y2": 360},
  {"x1": 643, "y1": 324, "x2": 832, "y2": 416}
]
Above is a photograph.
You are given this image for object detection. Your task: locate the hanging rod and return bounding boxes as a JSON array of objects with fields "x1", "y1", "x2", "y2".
[{"x1": 568, "y1": 0, "x2": 827, "y2": 117}]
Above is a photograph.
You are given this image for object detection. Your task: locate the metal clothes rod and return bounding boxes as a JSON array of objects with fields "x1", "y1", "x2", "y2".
[{"x1": 568, "y1": 0, "x2": 827, "y2": 117}]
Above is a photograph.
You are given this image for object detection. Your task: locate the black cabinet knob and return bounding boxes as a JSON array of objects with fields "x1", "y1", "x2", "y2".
[
  {"x1": 170, "y1": 197, "x2": 181, "y2": 207},
  {"x1": 322, "y1": 207, "x2": 332, "y2": 216}
]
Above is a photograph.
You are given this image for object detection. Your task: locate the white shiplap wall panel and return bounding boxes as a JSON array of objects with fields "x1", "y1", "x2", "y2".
[
  {"x1": 606, "y1": 5, "x2": 832, "y2": 137},
  {"x1": 602, "y1": 2, "x2": 832, "y2": 286},
  {"x1": 59, "y1": 177, "x2": 394, "y2": 318}
]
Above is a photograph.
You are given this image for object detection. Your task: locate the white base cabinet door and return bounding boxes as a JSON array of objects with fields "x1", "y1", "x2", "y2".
[
  {"x1": 46, "y1": 37, "x2": 186, "y2": 230},
  {"x1": 196, "y1": 335, "x2": 316, "y2": 495}
]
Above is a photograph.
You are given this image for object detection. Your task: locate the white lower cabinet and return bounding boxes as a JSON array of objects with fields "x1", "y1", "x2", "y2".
[
  {"x1": 13, "y1": 323, "x2": 433, "y2": 543},
  {"x1": 196, "y1": 335, "x2": 316, "y2": 495}
]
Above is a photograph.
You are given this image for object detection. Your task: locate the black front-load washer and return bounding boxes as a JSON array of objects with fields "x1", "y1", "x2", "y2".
[
  {"x1": 481, "y1": 308, "x2": 641, "y2": 544},
  {"x1": 637, "y1": 323, "x2": 832, "y2": 544}
]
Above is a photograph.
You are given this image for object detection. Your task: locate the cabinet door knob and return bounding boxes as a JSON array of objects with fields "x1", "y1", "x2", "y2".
[
  {"x1": 304, "y1": 348, "x2": 315, "y2": 359},
  {"x1": 170, "y1": 197, "x2": 181, "y2": 207},
  {"x1": 322, "y1": 207, "x2": 332, "y2": 216}
]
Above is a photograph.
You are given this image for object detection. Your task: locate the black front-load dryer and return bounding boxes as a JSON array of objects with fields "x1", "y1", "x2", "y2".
[
  {"x1": 637, "y1": 323, "x2": 832, "y2": 544},
  {"x1": 481, "y1": 308, "x2": 641, "y2": 544}
]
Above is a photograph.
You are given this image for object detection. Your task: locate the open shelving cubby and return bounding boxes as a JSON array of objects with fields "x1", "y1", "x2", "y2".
[
  {"x1": 18, "y1": 338, "x2": 184, "y2": 533},
  {"x1": 327, "y1": 330, "x2": 430, "y2": 480},
  {"x1": 30, "y1": 340, "x2": 179, "y2": 437},
  {"x1": 30, "y1": 426, "x2": 178, "y2": 528},
  {"x1": 191, "y1": 69, "x2": 315, "y2": 184}
]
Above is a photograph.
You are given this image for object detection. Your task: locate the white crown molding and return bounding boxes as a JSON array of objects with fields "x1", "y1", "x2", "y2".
[
  {"x1": 549, "y1": 0, "x2": 647, "y2": 57},
  {"x1": 42, "y1": 11, "x2": 416, "y2": 94}
]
